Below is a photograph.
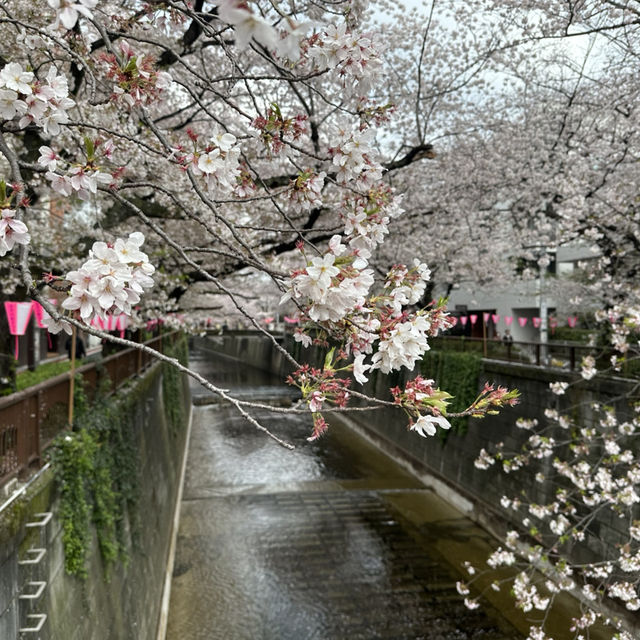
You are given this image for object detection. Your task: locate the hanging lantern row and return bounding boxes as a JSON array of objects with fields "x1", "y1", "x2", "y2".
[
  {"x1": 3, "y1": 300, "x2": 130, "y2": 359},
  {"x1": 450, "y1": 314, "x2": 578, "y2": 329}
]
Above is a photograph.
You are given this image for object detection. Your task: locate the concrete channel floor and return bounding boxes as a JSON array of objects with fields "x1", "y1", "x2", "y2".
[{"x1": 165, "y1": 348, "x2": 522, "y2": 640}]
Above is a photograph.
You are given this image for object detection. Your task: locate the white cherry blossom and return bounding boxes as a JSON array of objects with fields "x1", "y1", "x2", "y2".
[
  {"x1": 410, "y1": 414, "x2": 451, "y2": 437},
  {"x1": 0, "y1": 62, "x2": 33, "y2": 94}
]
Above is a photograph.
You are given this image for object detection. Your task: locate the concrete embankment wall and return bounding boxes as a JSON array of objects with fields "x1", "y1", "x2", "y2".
[
  {"x1": 0, "y1": 359, "x2": 190, "y2": 640},
  {"x1": 195, "y1": 332, "x2": 637, "y2": 561}
]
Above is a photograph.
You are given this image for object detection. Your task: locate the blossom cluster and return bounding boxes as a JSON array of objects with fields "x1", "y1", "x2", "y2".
[
  {"x1": 390, "y1": 375, "x2": 452, "y2": 437},
  {"x1": 342, "y1": 186, "x2": 405, "y2": 260},
  {"x1": 286, "y1": 352, "x2": 351, "y2": 441},
  {"x1": 308, "y1": 23, "x2": 384, "y2": 97},
  {"x1": 99, "y1": 40, "x2": 173, "y2": 108},
  {"x1": 285, "y1": 247, "x2": 375, "y2": 324},
  {"x1": 467, "y1": 373, "x2": 640, "y2": 638},
  {"x1": 0, "y1": 63, "x2": 75, "y2": 136},
  {"x1": 329, "y1": 124, "x2": 381, "y2": 186},
  {"x1": 372, "y1": 314, "x2": 432, "y2": 374},
  {"x1": 173, "y1": 127, "x2": 241, "y2": 195},
  {"x1": 46, "y1": 232, "x2": 155, "y2": 334},
  {"x1": 39, "y1": 138, "x2": 117, "y2": 200},
  {"x1": 281, "y1": 219, "x2": 470, "y2": 439},
  {"x1": 252, "y1": 105, "x2": 308, "y2": 155},
  {"x1": 288, "y1": 171, "x2": 326, "y2": 213}
]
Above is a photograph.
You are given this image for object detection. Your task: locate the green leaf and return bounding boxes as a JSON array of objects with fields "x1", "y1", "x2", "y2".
[
  {"x1": 84, "y1": 136, "x2": 95, "y2": 162},
  {"x1": 324, "y1": 347, "x2": 335, "y2": 369}
]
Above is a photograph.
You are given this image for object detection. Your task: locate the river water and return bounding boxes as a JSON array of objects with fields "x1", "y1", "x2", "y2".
[{"x1": 166, "y1": 346, "x2": 521, "y2": 640}]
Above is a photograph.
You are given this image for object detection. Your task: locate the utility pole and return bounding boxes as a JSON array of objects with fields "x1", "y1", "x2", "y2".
[{"x1": 539, "y1": 251, "x2": 549, "y2": 365}]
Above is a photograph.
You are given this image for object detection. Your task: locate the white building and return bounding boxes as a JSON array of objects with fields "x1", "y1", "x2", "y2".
[{"x1": 440, "y1": 244, "x2": 598, "y2": 343}]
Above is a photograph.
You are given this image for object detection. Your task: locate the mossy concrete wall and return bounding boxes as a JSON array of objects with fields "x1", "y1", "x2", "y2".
[
  {"x1": 194, "y1": 331, "x2": 293, "y2": 377},
  {"x1": 350, "y1": 359, "x2": 638, "y2": 559},
  {"x1": 0, "y1": 361, "x2": 190, "y2": 640}
]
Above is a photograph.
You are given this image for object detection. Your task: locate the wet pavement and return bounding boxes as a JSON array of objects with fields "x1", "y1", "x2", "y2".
[{"x1": 166, "y1": 347, "x2": 522, "y2": 640}]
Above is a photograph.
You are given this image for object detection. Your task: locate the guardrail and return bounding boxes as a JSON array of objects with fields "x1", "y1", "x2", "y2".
[
  {"x1": 430, "y1": 336, "x2": 630, "y2": 374},
  {"x1": 0, "y1": 332, "x2": 176, "y2": 489}
]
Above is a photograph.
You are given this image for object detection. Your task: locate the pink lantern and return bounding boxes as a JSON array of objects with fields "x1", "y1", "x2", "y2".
[
  {"x1": 491, "y1": 314, "x2": 500, "y2": 324},
  {"x1": 263, "y1": 316, "x2": 274, "y2": 324},
  {"x1": 32, "y1": 302, "x2": 53, "y2": 349},
  {"x1": 32, "y1": 302, "x2": 48, "y2": 328},
  {"x1": 469, "y1": 314, "x2": 478, "y2": 325},
  {"x1": 483, "y1": 312, "x2": 490, "y2": 323},
  {"x1": 460, "y1": 316, "x2": 468, "y2": 326},
  {"x1": 449, "y1": 316, "x2": 458, "y2": 327},
  {"x1": 284, "y1": 315, "x2": 299, "y2": 324},
  {"x1": 504, "y1": 316, "x2": 513, "y2": 326},
  {"x1": 549, "y1": 317, "x2": 558, "y2": 328},
  {"x1": 116, "y1": 314, "x2": 128, "y2": 338},
  {"x1": 4, "y1": 301, "x2": 34, "y2": 359},
  {"x1": 532, "y1": 317, "x2": 541, "y2": 328},
  {"x1": 567, "y1": 316, "x2": 578, "y2": 328},
  {"x1": 518, "y1": 317, "x2": 528, "y2": 327}
]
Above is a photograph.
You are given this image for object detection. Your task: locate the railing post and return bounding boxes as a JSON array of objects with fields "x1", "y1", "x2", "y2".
[
  {"x1": 35, "y1": 390, "x2": 43, "y2": 467},
  {"x1": 535, "y1": 343, "x2": 541, "y2": 366},
  {"x1": 18, "y1": 400, "x2": 27, "y2": 476},
  {"x1": 137, "y1": 331, "x2": 142, "y2": 375},
  {"x1": 68, "y1": 326, "x2": 77, "y2": 427},
  {"x1": 570, "y1": 346, "x2": 575, "y2": 371}
]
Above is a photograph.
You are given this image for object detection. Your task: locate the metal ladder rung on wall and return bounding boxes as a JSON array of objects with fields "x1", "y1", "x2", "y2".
[
  {"x1": 19, "y1": 512, "x2": 52, "y2": 635},
  {"x1": 25, "y1": 512, "x2": 52, "y2": 528},
  {"x1": 19, "y1": 581, "x2": 46, "y2": 600},
  {"x1": 20, "y1": 614, "x2": 47, "y2": 633},
  {"x1": 18, "y1": 548, "x2": 46, "y2": 565}
]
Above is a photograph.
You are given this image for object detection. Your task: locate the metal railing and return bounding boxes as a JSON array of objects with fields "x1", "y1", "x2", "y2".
[
  {"x1": 0, "y1": 332, "x2": 175, "y2": 488},
  {"x1": 430, "y1": 336, "x2": 631, "y2": 374}
]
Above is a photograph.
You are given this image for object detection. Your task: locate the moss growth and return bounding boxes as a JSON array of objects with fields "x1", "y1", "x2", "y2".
[
  {"x1": 0, "y1": 470, "x2": 55, "y2": 548},
  {"x1": 421, "y1": 350, "x2": 483, "y2": 439},
  {"x1": 48, "y1": 333, "x2": 189, "y2": 578},
  {"x1": 50, "y1": 429, "x2": 96, "y2": 578},
  {"x1": 162, "y1": 333, "x2": 189, "y2": 435}
]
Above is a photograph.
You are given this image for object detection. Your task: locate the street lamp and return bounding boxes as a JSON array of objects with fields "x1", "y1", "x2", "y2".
[{"x1": 524, "y1": 244, "x2": 555, "y2": 365}]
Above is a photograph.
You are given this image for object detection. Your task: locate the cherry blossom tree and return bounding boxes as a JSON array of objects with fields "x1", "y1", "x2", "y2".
[
  {"x1": 0, "y1": 0, "x2": 521, "y2": 435},
  {"x1": 382, "y1": 3, "x2": 640, "y2": 639},
  {"x1": 1, "y1": 1, "x2": 639, "y2": 636}
]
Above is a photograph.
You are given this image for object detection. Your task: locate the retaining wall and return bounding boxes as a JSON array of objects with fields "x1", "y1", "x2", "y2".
[{"x1": 0, "y1": 359, "x2": 190, "y2": 640}]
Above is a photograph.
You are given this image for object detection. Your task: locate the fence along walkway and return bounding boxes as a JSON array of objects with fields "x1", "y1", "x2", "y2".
[
  {"x1": 0, "y1": 332, "x2": 173, "y2": 489},
  {"x1": 432, "y1": 335, "x2": 632, "y2": 374}
]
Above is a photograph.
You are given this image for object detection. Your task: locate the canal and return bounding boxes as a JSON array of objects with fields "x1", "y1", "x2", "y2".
[{"x1": 165, "y1": 346, "x2": 521, "y2": 640}]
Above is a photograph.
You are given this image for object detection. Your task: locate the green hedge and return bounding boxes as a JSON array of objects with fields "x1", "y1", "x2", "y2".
[
  {"x1": 550, "y1": 327, "x2": 593, "y2": 343},
  {"x1": 420, "y1": 350, "x2": 483, "y2": 439},
  {"x1": 0, "y1": 359, "x2": 75, "y2": 396}
]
